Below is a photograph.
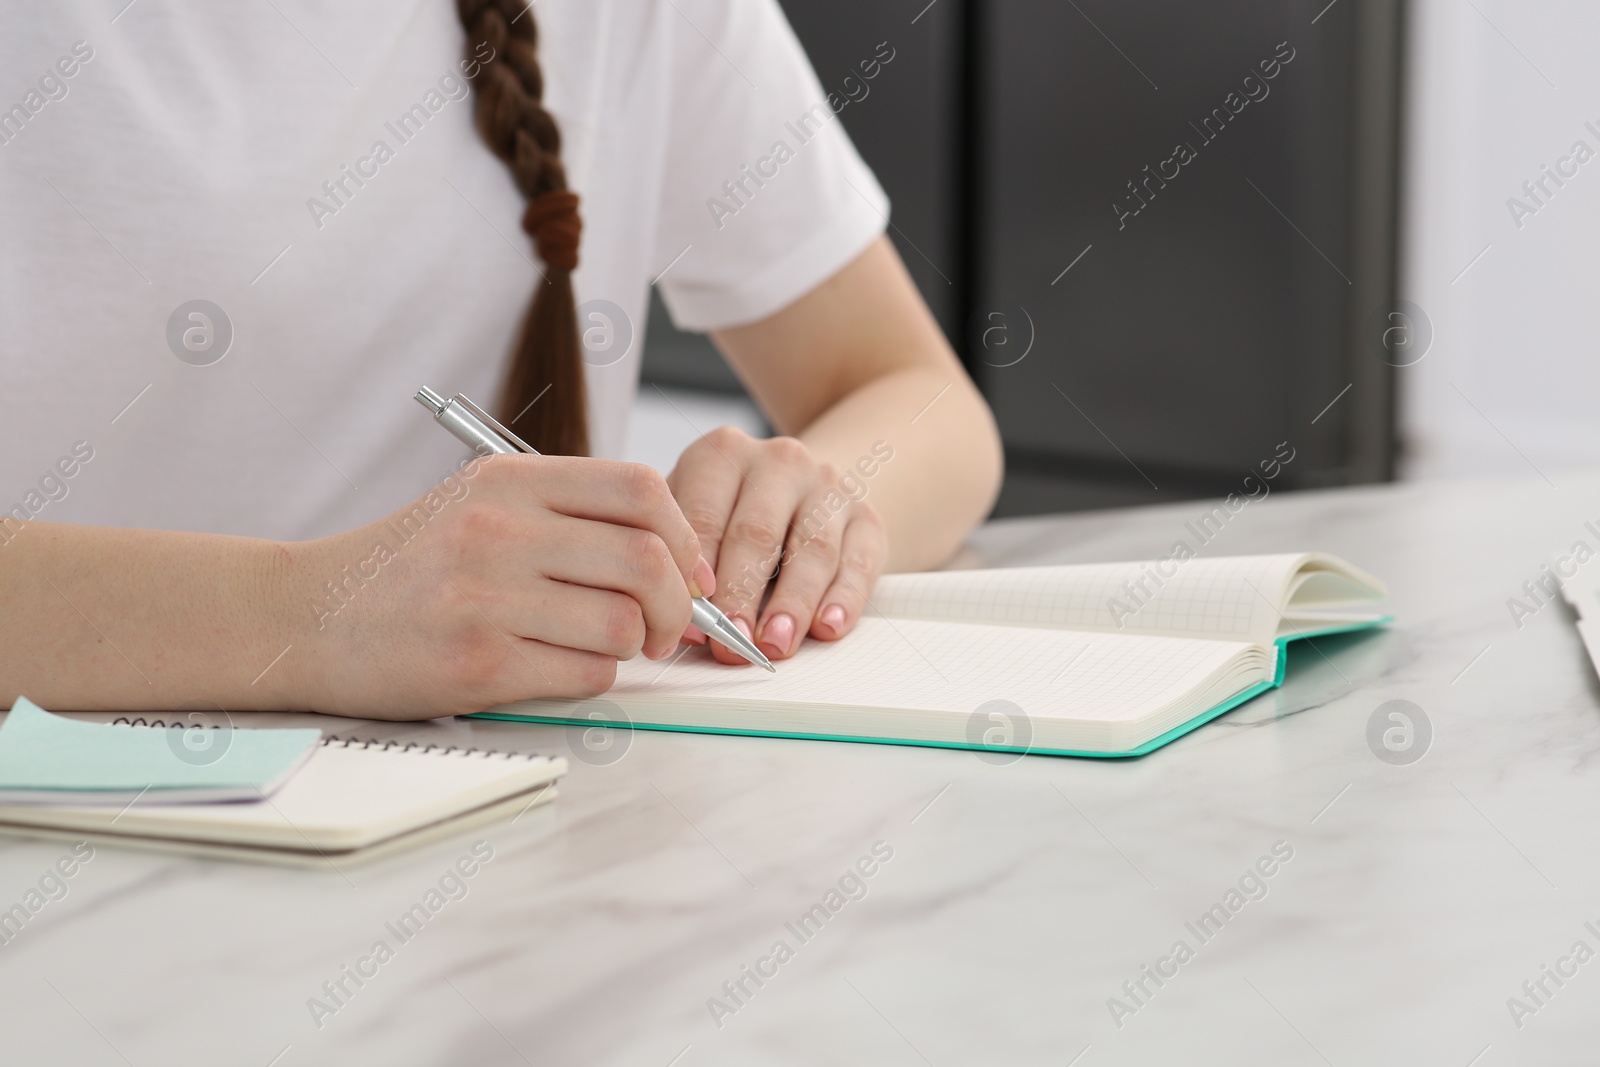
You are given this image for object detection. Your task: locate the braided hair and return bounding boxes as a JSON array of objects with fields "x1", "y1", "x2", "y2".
[{"x1": 456, "y1": 0, "x2": 588, "y2": 456}]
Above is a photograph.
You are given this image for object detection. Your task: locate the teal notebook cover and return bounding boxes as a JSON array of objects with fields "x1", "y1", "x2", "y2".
[
  {"x1": 470, "y1": 617, "x2": 1390, "y2": 759},
  {"x1": 0, "y1": 698, "x2": 323, "y2": 802}
]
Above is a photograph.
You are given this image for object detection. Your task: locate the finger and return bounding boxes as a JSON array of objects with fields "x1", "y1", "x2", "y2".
[
  {"x1": 435, "y1": 620, "x2": 617, "y2": 713},
  {"x1": 666, "y1": 427, "x2": 748, "y2": 575},
  {"x1": 536, "y1": 515, "x2": 694, "y2": 660},
  {"x1": 707, "y1": 616, "x2": 757, "y2": 664},
  {"x1": 508, "y1": 578, "x2": 648, "y2": 660},
  {"x1": 755, "y1": 489, "x2": 844, "y2": 659},
  {"x1": 532, "y1": 643, "x2": 618, "y2": 700},
  {"x1": 487, "y1": 454, "x2": 712, "y2": 597},
  {"x1": 810, "y1": 507, "x2": 888, "y2": 642},
  {"x1": 505, "y1": 641, "x2": 619, "y2": 702},
  {"x1": 708, "y1": 438, "x2": 814, "y2": 622}
]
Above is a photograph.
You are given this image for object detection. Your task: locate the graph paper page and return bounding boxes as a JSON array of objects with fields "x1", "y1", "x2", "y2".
[
  {"x1": 611, "y1": 619, "x2": 1250, "y2": 725},
  {"x1": 866, "y1": 556, "x2": 1314, "y2": 643}
]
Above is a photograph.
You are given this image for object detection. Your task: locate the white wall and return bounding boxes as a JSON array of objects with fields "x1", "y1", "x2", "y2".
[
  {"x1": 625, "y1": 387, "x2": 765, "y2": 475},
  {"x1": 1402, "y1": 0, "x2": 1600, "y2": 481}
]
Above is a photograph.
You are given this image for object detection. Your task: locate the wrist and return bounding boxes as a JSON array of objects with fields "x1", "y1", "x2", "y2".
[{"x1": 259, "y1": 534, "x2": 330, "y2": 713}]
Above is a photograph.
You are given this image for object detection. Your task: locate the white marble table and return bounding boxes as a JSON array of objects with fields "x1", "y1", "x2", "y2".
[{"x1": 5, "y1": 473, "x2": 1600, "y2": 1066}]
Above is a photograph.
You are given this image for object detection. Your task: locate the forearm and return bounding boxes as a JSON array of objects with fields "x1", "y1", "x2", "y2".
[
  {"x1": 797, "y1": 365, "x2": 1001, "y2": 572},
  {"x1": 0, "y1": 522, "x2": 301, "y2": 712},
  {"x1": 710, "y1": 237, "x2": 1004, "y2": 573}
]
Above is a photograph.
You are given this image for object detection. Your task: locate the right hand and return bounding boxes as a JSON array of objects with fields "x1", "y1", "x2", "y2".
[{"x1": 283, "y1": 454, "x2": 714, "y2": 719}]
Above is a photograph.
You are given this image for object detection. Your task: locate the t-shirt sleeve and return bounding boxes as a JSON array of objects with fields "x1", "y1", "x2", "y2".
[{"x1": 650, "y1": 0, "x2": 890, "y2": 332}]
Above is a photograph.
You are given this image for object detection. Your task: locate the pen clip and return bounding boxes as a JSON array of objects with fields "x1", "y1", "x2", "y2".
[{"x1": 453, "y1": 394, "x2": 541, "y2": 456}]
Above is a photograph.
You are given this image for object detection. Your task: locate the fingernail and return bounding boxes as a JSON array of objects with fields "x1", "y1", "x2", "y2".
[
  {"x1": 760, "y1": 613, "x2": 795, "y2": 657},
  {"x1": 690, "y1": 556, "x2": 717, "y2": 599},
  {"x1": 683, "y1": 624, "x2": 708, "y2": 645},
  {"x1": 819, "y1": 604, "x2": 846, "y2": 637},
  {"x1": 734, "y1": 616, "x2": 753, "y2": 641}
]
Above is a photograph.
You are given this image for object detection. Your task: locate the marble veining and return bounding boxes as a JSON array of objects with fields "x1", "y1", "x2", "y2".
[{"x1": 5, "y1": 474, "x2": 1600, "y2": 1063}]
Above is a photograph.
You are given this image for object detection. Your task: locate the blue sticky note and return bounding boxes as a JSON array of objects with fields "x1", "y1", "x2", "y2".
[{"x1": 0, "y1": 697, "x2": 322, "y2": 805}]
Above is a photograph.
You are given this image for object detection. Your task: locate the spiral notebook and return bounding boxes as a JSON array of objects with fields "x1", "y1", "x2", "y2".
[
  {"x1": 0, "y1": 698, "x2": 322, "y2": 804},
  {"x1": 476, "y1": 553, "x2": 1388, "y2": 758},
  {"x1": 0, "y1": 725, "x2": 566, "y2": 868}
]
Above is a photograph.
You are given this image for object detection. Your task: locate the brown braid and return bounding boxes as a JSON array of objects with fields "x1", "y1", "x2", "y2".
[{"x1": 456, "y1": 0, "x2": 588, "y2": 456}]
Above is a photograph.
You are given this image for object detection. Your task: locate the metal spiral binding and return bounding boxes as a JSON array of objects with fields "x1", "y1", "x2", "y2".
[
  {"x1": 322, "y1": 735, "x2": 538, "y2": 760},
  {"x1": 109, "y1": 718, "x2": 546, "y2": 761},
  {"x1": 109, "y1": 716, "x2": 544, "y2": 758}
]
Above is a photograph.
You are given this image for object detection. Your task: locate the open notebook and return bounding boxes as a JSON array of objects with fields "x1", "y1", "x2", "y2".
[
  {"x1": 0, "y1": 727, "x2": 566, "y2": 867},
  {"x1": 477, "y1": 553, "x2": 1388, "y2": 757}
]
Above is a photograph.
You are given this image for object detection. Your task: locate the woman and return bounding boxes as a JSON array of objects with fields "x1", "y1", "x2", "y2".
[{"x1": 0, "y1": 0, "x2": 1000, "y2": 718}]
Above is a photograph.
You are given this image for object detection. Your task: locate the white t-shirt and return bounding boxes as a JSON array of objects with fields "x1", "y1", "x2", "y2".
[{"x1": 0, "y1": 0, "x2": 887, "y2": 541}]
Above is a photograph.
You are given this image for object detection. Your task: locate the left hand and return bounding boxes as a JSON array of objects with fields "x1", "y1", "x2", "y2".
[{"x1": 666, "y1": 426, "x2": 888, "y2": 664}]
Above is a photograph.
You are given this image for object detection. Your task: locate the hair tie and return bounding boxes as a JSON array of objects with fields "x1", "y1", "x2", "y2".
[{"x1": 522, "y1": 190, "x2": 582, "y2": 272}]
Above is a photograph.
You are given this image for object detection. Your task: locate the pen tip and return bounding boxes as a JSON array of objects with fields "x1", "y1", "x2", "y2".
[{"x1": 762, "y1": 662, "x2": 777, "y2": 673}]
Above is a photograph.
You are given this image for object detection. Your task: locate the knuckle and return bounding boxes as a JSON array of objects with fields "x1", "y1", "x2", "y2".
[
  {"x1": 797, "y1": 520, "x2": 841, "y2": 557},
  {"x1": 727, "y1": 515, "x2": 787, "y2": 551},
  {"x1": 450, "y1": 501, "x2": 513, "y2": 549},
  {"x1": 682, "y1": 506, "x2": 728, "y2": 544},
  {"x1": 624, "y1": 462, "x2": 670, "y2": 509},
  {"x1": 624, "y1": 531, "x2": 674, "y2": 583},
  {"x1": 841, "y1": 546, "x2": 879, "y2": 577},
  {"x1": 605, "y1": 598, "x2": 646, "y2": 654},
  {"x1": 785, "y1": 505, "x2": 838, "y2": 559},
  {"x1": 704, "y1": 424, "x2": 748, "y2": 451},
  {"x1": 765, "y1": 435, "x2": 809, "y2": 466}
]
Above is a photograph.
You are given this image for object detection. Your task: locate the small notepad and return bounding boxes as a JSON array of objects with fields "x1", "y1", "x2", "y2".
[
  {"x1": 0, "y1": 729, "x2": 567, "y2": 867},
  {"x1": 0, "y1": 698, "x2": 321, "y2": 804}
]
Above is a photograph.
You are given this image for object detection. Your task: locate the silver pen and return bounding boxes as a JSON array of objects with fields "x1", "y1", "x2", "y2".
[{"x1": 415, "y1": 387, "x2": 775, "y2": 672}]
